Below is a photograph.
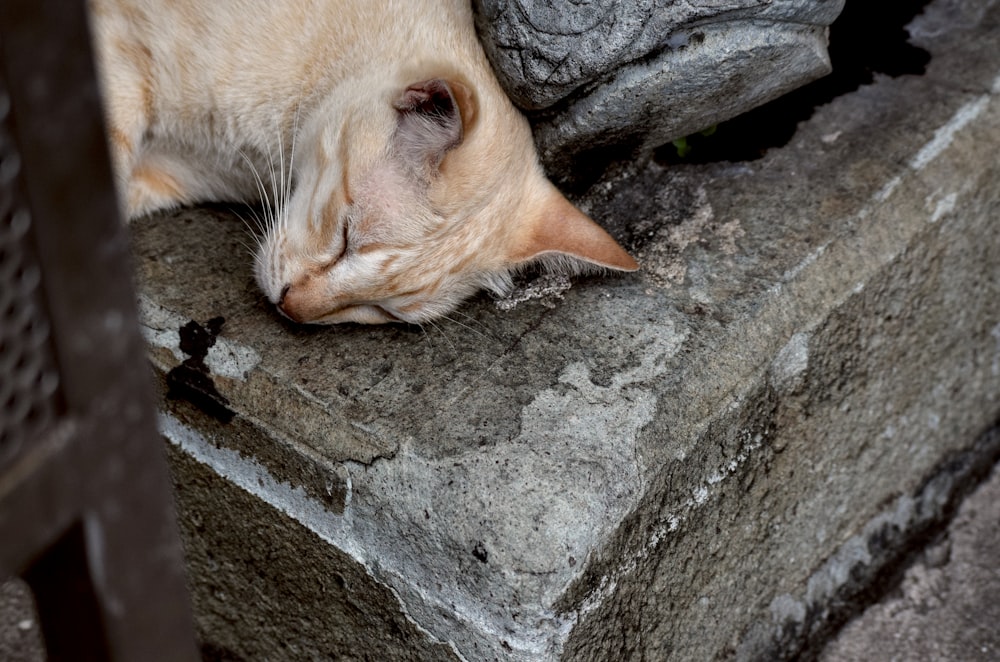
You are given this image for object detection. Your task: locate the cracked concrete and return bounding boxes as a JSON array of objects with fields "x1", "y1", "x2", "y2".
[{"x1": 104, "y1": 0, "x2": 1000, "y2": 659}]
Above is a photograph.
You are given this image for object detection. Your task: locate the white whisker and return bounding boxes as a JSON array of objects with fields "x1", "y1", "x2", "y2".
[
  {"x1": 276, "y1": 131, "x2": 286, "y2": 227},
  {"x1": 285, "y1": 102, "x2": 301, "y2": 226},
  {"x1": 440, "y1": 313, "x2": 492, "y2": 341},
  {"x1": 238, "y1": 149, "x2": 274, "y2": 227},
  {"x1": 424, "y1": 318, "x2": 456, "y2": 351},
  {"x1": 263, "y1": 139, "x2": 281, "y2": 233},
  {"x1": 236, "y1": 238, "x2": 260, "y2": 259},
  {"x1": 231, "y1": 208, "x2": 261, "y2": 240},
  {"x1": 450, "y1": 308, "x2": 494, "y2": 333}
]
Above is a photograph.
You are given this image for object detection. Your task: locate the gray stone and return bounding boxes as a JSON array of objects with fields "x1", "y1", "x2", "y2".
[
  {"x1": 129, "y1": 0, "x2": 1000, "y2": 659},
  {"x1": 0, "y1": 580, "x2": 43, "y2": 662},
  {"x1": 473, "y1": 0, "x2": 845, "y2": 166},
  {"x1": 820, "y1": 453, "x2": 1000, "y2": 662}
]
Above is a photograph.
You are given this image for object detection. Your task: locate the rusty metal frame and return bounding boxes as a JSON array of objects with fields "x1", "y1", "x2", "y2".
[{"x1": 0, "y1": 0, "x2": 198, "y2": 659}]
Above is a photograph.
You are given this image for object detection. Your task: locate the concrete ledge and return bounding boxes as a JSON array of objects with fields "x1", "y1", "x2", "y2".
[{"x1": 135, "y1": 1, "x2": 1000, "y2": 658}]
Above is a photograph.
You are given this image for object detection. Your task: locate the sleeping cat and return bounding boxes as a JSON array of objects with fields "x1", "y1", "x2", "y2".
[{"x1": 89, "y1": 0, "x2": 638, "y2": 324}]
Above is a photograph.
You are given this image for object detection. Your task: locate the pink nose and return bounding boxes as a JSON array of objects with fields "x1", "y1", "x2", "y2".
[{"x1": 276, "y1": 284, "x2": 303, "y2": 323}]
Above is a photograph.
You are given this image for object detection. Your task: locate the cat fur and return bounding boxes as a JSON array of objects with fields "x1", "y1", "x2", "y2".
[{"x1": 89, "y1": 0, "x2": 638, "y2": 324}]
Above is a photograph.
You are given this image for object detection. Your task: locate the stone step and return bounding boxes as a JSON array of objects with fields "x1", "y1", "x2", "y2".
[{"x1": 133, "y1": 0, "x2": 1000, "y2": 658}]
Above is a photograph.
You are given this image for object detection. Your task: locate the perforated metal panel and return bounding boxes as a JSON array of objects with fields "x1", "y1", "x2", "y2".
[{"x1": 0, "y1": 78, "x2": 61, "y2": 469}]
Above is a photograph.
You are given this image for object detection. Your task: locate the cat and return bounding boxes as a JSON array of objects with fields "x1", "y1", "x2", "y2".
[{"x1": 89, "y1": 0, "x2": 638, "y2": 324}]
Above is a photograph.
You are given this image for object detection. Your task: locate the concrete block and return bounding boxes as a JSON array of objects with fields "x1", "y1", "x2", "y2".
[{"x1": 134, "y1": 0, "x2": 1000, "y2": 658}]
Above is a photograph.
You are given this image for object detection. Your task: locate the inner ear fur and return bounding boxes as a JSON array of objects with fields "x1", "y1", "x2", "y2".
[
  {"x1": 510, "y1": 183, "x2": 639, "y2": 273},
  {"x1": 393, "y1": 78, "x2": 476, "y2": 169}
]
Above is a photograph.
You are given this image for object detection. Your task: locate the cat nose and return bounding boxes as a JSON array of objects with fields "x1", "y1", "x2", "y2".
[
  {"x1": 278, "y1": 284, "x2": 291, "y2": 305},
  {"x1": 276, "y1": 284, "x2": 298, "y2": 322},
  {"x1": 276, "y1": 277, "x2": 329, "y2": 323}
]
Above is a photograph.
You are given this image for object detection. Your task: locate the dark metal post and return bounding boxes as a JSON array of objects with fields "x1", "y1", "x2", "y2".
[{"x1": 0, "y1": 0, "x2": 199, "y2": 658}]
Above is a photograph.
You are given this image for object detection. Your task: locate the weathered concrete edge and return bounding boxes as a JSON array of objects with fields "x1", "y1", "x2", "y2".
[
  {"x1": 741, "y1": 424, "x2": 1000, "y2": 660},
  {"x1": 552, "y1": 68, "x2": 1000, "y2": 657},
  {"x1": 140, "y1": 294, "x2": 397, "y2": 466},
  {"x1": 138, "y1": 255, "x2": 666, "y2": 658},
  {"x1": 158, "y1": 412, "x2": 481, "y2": 661},
  {"x1": 162, "y1": 68, "x2": 1000, "y2": 661}
]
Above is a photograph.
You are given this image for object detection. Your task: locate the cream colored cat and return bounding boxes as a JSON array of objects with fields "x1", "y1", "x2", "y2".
[{"x1": 90, "y1": 0, "x2": 638, "y2": 324}]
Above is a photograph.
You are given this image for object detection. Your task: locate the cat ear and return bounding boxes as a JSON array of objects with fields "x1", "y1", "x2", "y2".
[
  {"x1": 510, "y1": 184, "x2": 639, "y2": 272},
  {"x1": 393, "y1": 78, "x2": 472, "y2": 168}
]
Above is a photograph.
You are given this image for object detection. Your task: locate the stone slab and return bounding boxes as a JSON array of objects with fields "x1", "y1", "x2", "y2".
[
  {"x1": 473, "y1": 0, "x2": 844, "y2": 169},
  {"x1": 134, "y1": 0, "x2": 1000, "y2": 659}
]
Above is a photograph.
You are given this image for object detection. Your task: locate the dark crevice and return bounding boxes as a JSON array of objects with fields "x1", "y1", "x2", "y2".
[
  {"x1": 653, "y1": 0, "x2": 933, "y2": 165},
  {"x1": 759, "y1": 423, "x2": 1000, "y2": 661},
  {"x1": 200, "y1": 641, "x2": 248, "y2": 661}
]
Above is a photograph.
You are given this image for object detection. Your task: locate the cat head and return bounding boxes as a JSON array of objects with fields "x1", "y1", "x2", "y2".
[{"x1": 254, "y1": 73, "x2": 637, "y2": 325}]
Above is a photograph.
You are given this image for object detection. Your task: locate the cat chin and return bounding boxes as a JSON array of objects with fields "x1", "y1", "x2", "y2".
[
  {"x1": 317, "y1": 305, "x2": 402, "y2": 325},
  {"x1": 276, "y1": 300, "x2": 402, "y2": 325}
]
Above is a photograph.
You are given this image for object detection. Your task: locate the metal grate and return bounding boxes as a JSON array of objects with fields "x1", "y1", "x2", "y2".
[{"x1": 0, "y1": 80, "x2": 60, "y2": 468}]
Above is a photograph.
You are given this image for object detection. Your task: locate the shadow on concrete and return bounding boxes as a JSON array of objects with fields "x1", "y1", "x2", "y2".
[{"x1": 655, "y1": 0, "x2": 934, "y2": 165}]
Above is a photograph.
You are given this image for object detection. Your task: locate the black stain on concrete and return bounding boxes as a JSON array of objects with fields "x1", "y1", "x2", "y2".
[
  {"x1": 166, "y1": 316, "x2": 235, "y2": 423},
  {"x1": 472, "y1": 541, "x2": 489, "y2": 563}
]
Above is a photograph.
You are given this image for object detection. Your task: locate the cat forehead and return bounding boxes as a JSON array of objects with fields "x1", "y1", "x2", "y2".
[{"x1": 308, "y1": 146, "x2": 493, "y2": 235}]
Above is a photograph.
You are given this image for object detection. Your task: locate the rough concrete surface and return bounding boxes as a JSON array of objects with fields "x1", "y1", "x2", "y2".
[
  {"x1": 821, "y1": 455, "x2": 1000, "y2": 662},
  {"x1": 120, "y1": 0, "x2": 1000, "y2": 659},
  {"x1": 473, "y1": 0, "x2": 844, "y2": 167},
  {"x1": 4, "y1": 1, "x2": 997, "y2": 661},
  {"x1": 0, "y1": 580, "x2": 43, "y2": 661},
  {"x1": 4, "y1": 454, "x2": 1000, "y2": 660}
]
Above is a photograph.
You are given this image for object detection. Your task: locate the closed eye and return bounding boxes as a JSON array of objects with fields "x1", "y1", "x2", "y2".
[
  {"x1": 318, "y1": 223, "x2": 350, "y2": 272},
  {"x1": 339, "y1": 223, "x2": 350, "y2": 259}
]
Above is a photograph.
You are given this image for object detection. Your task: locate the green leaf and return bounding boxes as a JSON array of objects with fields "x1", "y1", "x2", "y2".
[{"x1": 672, "y1": 137, "x2": 691, "y2": 158}]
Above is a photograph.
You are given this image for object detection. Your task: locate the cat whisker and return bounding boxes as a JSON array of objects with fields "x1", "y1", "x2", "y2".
[
  {"x1": 238, "y1": 149, "x2": 275, "y2": 227},
  {"x1": 262, "y1": 140, "x2": 280, "y2": 233},
  {"x1": 411, "y1": 321, "x2": 435, "y2": 348},
  {"x1": 283, "y1": 105, "x2": 300, "y2": 227},
  {"x1": 248, "y1": 206, "x2": 269, "y2": 235},
  {"x1": 229, "y1": 201, "x2": 261, "y2": 231},
  {"x1": 448, "y1": 308, "x2": 495, "y2": 334},
  {"x1": 233, "y1": 211, "x2": 258, "y2": 239},
  {"x1": 228, "y1": 218, "x2": 262, "y2": 259},
  {"x1": 236, "y1": 238, "x2": 260, "y2": 260},
  {"x1": 275, "y1": 131, "x2": 286, "y2": 227},
  {"x1": 229, "y1": 207, "x2": 266, "y2": 258},
  {"x1": 439, "y1": 313, "x2": 492, "y2": 341},
  {"x1": 424, "y1": 317, "x2": 456, "y2": 352},
  {"x1": 265, "y1": 132, "x2": 290, "y2": 234}
]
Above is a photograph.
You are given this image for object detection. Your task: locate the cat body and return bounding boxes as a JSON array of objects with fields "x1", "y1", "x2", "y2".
[{"x1": 90, "y1": 0, "x2": 637, "y2": 324}]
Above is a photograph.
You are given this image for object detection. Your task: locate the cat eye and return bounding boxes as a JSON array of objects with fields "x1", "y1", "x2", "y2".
[
  {"x1": 339, "y1": 223, "x2": 350, "y2": 256},
  {"x1": 317, "y1": 224, "x2": 350, "y2": 273}
]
